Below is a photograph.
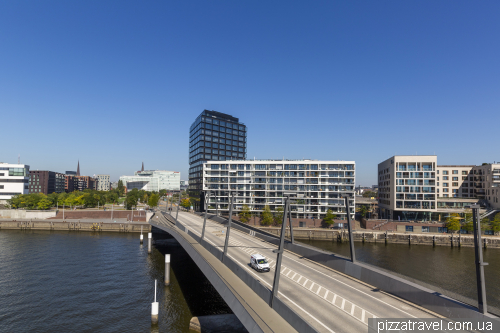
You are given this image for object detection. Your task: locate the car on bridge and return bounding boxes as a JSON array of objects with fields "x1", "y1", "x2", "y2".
[{"x1": 250, "y1": 254, "x2": 270, "y2": 272}]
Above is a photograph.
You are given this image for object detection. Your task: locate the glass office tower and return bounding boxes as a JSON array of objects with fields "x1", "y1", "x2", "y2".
[{"x1": 189, "y1": 110, "x2": 247, "y2": 206}]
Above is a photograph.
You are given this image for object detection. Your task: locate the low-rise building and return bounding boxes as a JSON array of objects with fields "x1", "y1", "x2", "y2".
[
  {"x1": 96, "y1": 174, "x2": 110, "y2": 191},
  {"x1": 120, "y1": 170, "x2": 180, "y2": 192},
  {"x1": 202, "y1": 159, "x2": 355, "y2": 220},
  {"x1": 0, "y1": 163, "x2": 30, "y2": 202},
  {"x1": 29, "y1": 171, "x2": 65, "y2": 194}
]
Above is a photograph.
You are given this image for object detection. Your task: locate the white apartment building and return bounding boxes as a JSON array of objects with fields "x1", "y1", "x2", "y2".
[
  {"x1": 120, "y1": 170, "x2": 180, "y2": 192},
  {"x1": 378, "y1": 156, "x2": 438, "y2": 221},
  {"x1": 470, "y1": 163, "x2": 500, "y2": 210},
  {"x1": 202, "y1": 160, "x2": 355, "y2": 220},
  {"x1": 96, "y1": 174, "x2": 111, "y2": 191},
  {"x1": 379, "y1": 156, "x2": 500, "y2": 220},
  {"x1": 0, "y1": 163, "x2": 30, "y2": 202},
  {"x1": 435, "y1": 165, "x2": 474, "y2": 198}
]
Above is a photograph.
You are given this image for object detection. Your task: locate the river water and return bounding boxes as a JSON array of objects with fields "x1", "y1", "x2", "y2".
[
  {"x1": 299, "y1": 239, "x2": 500, "y2": 315},
  {"x1": 0, "y1": 229, "x2": 231, "y2": 333}
]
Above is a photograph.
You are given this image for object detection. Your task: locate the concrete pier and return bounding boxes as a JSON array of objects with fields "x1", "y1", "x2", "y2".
[
  {"x1": 189, "y1": 314, "x2": 247, "y2": 333},
  {"x1": 0, "y1": 220, "x2": 150, "y2": 233}
]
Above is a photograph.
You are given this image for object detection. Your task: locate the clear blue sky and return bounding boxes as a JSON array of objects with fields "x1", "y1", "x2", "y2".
[{"x1": 1, "y1": 1, "x2": 499, "y2": 186}]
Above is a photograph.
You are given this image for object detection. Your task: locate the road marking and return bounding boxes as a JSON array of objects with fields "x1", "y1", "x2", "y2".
[
  {"x1": 302, "y1": 278, "x2": 308, "y2": 287},
  {"x1": 324, "y1": 290, "x2": 329, "y2": 299},
  {"x1": 351, "y1": 304, "x2": 356, "y2": 316},
  {"x1": 341, "y1": 299, "x2": 345, "y2": 310},
  {"x1": 332, "y1": 294, "x2": 337, "y2": 304},
  {"x1": 309, "y1": 282, "x2": 315, "y2": 291},
  {"x1": 291, "y1": 272, "x2": 297, "y2": 280},
  {"x1": 316, "y1": 286, "x2": 322, "y2": 295},
  {"x1": 361, "y1": 310, "x2": 365, "y2": 323}
]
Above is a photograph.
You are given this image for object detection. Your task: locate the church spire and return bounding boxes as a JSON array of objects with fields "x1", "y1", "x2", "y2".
[
  {"x1": 77, "y1": 160, "x2": 80, "y2": 176},
  {"x1": 141, "y1": 162, "x2": 144, "y2": 172}
]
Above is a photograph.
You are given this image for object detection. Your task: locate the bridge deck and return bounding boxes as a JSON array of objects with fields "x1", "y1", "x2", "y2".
[{"x1": 155, "y1": 210, "x2": 441, "y2": 333}]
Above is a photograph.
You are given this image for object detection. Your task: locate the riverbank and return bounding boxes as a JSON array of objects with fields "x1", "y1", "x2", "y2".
[
  {"x1": 258, "y1": 227, "x2": 500, "y2": 248},
  {"x1": 0, "y1": 220, "x2": 151, "y2": 233}
]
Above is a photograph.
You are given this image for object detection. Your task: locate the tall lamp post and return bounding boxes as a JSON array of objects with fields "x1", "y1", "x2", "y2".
[
  {"x1": 222, "y1": 191, "x2": 235, "y2": 263},
  {"x1": 201, "y1": 191, "x2": 210, "y2": 241},
  {"x1": 466, "y1": 204, "x2": 488, "y2": 314},
  {"x1": 342, "y1": 194, "x2": 356, "y2": 263}
]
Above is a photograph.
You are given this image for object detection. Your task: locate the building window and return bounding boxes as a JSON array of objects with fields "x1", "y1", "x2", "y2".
[
  {"x1": 443, "y1": 176, "x2": 448, "y2": 180},
  {"x1": 462, "y1": 171, "x2": 468, "y2": 175},
  {"x1": 0, "y1": 185, "x2": 3, "y2": 189},
  {"x1": 422, "y1": 226, "x2": 430, "y2": 232},
  {"x1": 452, "y1": 177, "x2": 458, "y2": 181},
  {"x1": 438, "y1": 227, "x2": 448, "y2": 233},
  {"x1": 453, "y1": 170, "x2": 458, "y2": 174},
  {"x1": 452, "y1": 183, "x2": 459, "y2": 187},
  {"x1": 406, "y1": 226, "x2": 413, "y2": 232},
  {"x1": 443, "y1": 171, "x2": 448, "y2": 175}
]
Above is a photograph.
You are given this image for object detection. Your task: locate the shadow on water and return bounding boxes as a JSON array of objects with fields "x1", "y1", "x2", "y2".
[
  {"x1": 151, "y1": 230, "x2": 233, "y2": 317},
  {"x1": 298, "y1": 238, "x2": 500, "y2": 315}
]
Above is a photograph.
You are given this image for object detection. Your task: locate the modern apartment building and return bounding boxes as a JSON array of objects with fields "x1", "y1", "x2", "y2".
[
  {"x1": 202, "y1": 160, "x2": 355, "y2": 220},
  {"x1": 378, "y1": 156, "x2": 500, "y2": 220},
  {"x1": 470, "y1": 163, "x2": 500, "y2": 210},
  {"x1": 96, "y1": 174, "x2": 110, "y2": 191},
  {"x1": 378, "y1": 156, "x2": 438, "y2": 221},
  {"x1": 28, "y1": 171, "x2": 66, "y2": 194},
  {"x1": 120, "y1": 170, "x2": 180, "y2": 192},
  {"x1": 189, "y1": 110, "x2": 247, "y2": 198},
  {"x1": 0, "y1": 163, "x2": 30, "y2": 201}
]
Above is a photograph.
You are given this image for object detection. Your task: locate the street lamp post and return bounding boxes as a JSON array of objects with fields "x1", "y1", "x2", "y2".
[
  {"x1": 343, "y1": 194, "x2": 356, "y2": 263},
  {"x1": 270, "y1": 195, "x2": 291, "y2": 308},
  {"x1": 201, "y1": 191, "x2": 210, "y2": 241},
  {"x1": 466, "y1": 204, "x2": 488, "y2": 314},
  {"x1": 222, "y1": 191, "x2": 234, "y2": 263}
]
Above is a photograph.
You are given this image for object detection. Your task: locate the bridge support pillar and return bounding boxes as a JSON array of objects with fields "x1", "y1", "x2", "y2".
[
  {"x1": 148, "y1": 233, "x2": 152, "y2": 254},
  {"x1": 165, "y1": 254, "x2": 170, "y2": 286}
]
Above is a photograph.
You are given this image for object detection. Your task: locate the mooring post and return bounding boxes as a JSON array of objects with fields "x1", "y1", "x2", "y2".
[
  {"x1": 409, "y1": 234, "x2": 411, "y2": 245},
  {"x1": 140, "y1": 226, "x2": 143, "y2": 244},
  {"x1": 385, "y1": 231, "x2": 388, "y2": 245},
  {"x1": 165, "y1": 254, "x2": 170, "y2": 286},
  {"x1": 433, "y1": 235, "x2": 436, "y2": 247},
  {"x1": 362, "y1": 232, "x2": 365, "y2": 243},
  {"x1": 484, "y1": 238, "x2": 487, "y2": 249},
  {"x1": 148, "y1": 232, "x2": 152, "y2": 254},
  {"x1": 151, "y1": 279, "x2": 159, "y2": 325}
]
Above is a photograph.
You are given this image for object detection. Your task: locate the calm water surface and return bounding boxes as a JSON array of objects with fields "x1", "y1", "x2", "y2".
[
  {"x1": 0, "y1": 229, "x2": 230, "y2": 333},
  {"x1": 299, "y1": 239, "x2": 500, "y2": 314}
]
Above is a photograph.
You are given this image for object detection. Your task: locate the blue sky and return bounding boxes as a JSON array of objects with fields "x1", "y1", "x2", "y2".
[{"x1": 1, "y1": 1, "x2": 499, "y2": 185}]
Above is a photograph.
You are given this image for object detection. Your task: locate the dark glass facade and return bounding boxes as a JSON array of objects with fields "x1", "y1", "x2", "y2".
[{"x1": 189, "y1": 110, "x2": 247, "y2": 200}]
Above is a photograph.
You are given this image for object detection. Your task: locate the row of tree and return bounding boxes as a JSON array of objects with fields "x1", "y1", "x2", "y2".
[
  {"x1": 125, "y1": 188, "x2": 160, "y2": 210},
  {"x1": 445, "y1": 212, "x2": 500, "y2": 233},
  {"x1": 237, "y1": 205, "x2": 338, "y2": 226},
  {"x1": 8, "y1": 189, "x2": 119, "y2": 210}
]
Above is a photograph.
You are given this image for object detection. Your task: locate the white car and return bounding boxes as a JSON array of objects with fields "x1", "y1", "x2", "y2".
[{"x1": 250, "y1": 254, "x2": 270, "y2": 272}]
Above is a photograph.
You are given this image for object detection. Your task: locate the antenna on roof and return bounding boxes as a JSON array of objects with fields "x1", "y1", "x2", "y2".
[{"x1": 18, "y1": 154, "x2": 20, "y2": 164}]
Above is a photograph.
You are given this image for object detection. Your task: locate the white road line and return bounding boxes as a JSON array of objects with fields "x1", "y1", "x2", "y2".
[
  {"x1": 361, "y1": 310, "x2": 366, "y2": 323},
  {"x1": 351, "y1": 304, "x2": 355, "y2": 316},
  {"x1": 291, "y1": 272, "x2": 297, "y2": 280},
  {"x1": 309, "y1": 283, "x2": 315, "y2": 291},
  {"x1": 324, "y1": 290, "x2": 329, "y2": 299},
  {"x1": 332, "y1": 294, "x2": 337, "y2": 304},
  {"x1": 226, "y1": 253, "x2": 336, "y2": 333},
  {"x1": 316, "y1": 286, "x2": 322, "y2": 295},
  {"x1": 286, "y1": 270, "x2": 292, "y2": 277},
  {"x1": 302, "y1": 278, "x2": 308, "y2": 287},
  {"x1": 341, "y1": 299, "x2": 345, "y2": 310}
]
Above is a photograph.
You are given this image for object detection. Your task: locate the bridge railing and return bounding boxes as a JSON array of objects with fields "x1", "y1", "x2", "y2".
[
  {"x1": 158, "y1": 214, "x2": 319, "y2": 333},
  {"x1": 194, "y1": 213, "x2": 497, "y2": 320}
]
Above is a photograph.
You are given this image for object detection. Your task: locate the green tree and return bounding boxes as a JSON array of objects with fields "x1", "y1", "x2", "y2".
[
  {"x1": 323, "y1": 209, "x2": 336, "y2": 226},
  {"x1": 181, "y1": 198, "x2": 191, "y2": 209},
  {"x1": 239, "y1": 205, "x2": 251, "y2": 223},
  {"x1": 148, "y1": 193, "x2": 160, "y2": 208},
  {"x1": 117, "y1": 180, "x2": 125, "y2": 196},
  {"x1": 37, "y1": 197, "x2": 53, "y2": 210},
  {"x1": 274, "y1": 206, "x2": 284, "y2": 225},
  {"x1": 261, "y1": 205, "x2": 273, "y2": 226},
  {"x1": 362, "y1": 191, "x2": 377, "y2": 198},
  {"x1": 445, "y1": 213, "x2": 461, "y2": 233},
  {"x1": 491, "y1": 213, "x2": 500, "y2": 233},
  {"x1": 126, "y1": 195, "x2": 138, "y2": 210},
  {"x1": 358, "y1": 205, "x2": 368, "y2": 218}
]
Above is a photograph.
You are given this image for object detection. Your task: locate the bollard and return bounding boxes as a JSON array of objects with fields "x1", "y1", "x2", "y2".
[
  {"x1": 459, "y1": 233, "x2": 462, "y2": 248},
  {"x1": 433, "y1": 235, "x2": 436, "y2": 247},
  {"x1": 409, "y1": 234, "x2": 411, "y2": 245},
  {"x1": 165, "y1": 254, "x2": 170, "y2": 286},
  {"x1": 151, "y1": 279, "x2": 159, "y2": 325},
  {"x1": 148, "y1": 233, "x2": 152, "y2": 254},
  {"x1": 385, "y1": 231, "x2": 388, "y2": 245},
  {"x1": 362, "y1": 233, "x2": 365, "y2": 243},
  {"x1": 484, "y1": 238, "x2": 487, "y2": 249},
  {"x1": 451, "y1": 234, "x2": 454, "y2": 247},
  {"x1": 140, "y1": 226, "x2": 143, "y2": 244}
]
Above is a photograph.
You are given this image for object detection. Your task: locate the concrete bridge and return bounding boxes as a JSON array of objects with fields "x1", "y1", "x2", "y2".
[{"x1": 150, "y1": 208, "x2": 496, "y2": 333}]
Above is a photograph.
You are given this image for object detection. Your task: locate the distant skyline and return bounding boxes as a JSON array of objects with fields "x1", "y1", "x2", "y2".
[{"x1": 1, "y1": 1, "x2": 499, "y2": 186}]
